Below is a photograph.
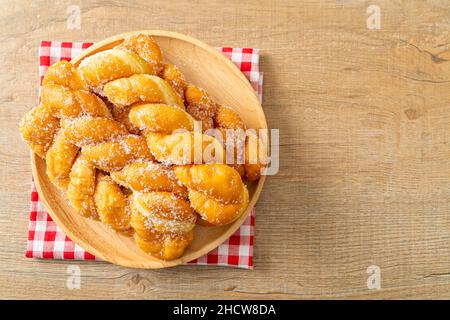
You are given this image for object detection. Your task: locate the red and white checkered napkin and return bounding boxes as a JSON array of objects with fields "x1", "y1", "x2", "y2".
[{"x1": 26, "y1": 41, "x2": 263, "y2": 269}]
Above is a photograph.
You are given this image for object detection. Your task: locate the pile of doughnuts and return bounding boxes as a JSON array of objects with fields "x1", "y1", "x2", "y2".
[{"x1": 19, "y1": 34, "x2": 265, "y2": 260}]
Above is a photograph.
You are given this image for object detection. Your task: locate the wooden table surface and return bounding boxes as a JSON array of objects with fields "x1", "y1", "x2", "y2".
[{"x1": 1, "y1": 0, "x2": 450, "y2": 299}]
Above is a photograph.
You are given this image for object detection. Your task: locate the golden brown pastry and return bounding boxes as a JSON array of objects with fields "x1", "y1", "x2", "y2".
[
  {"x1": 145, "y1": 131, "x2": 224, "y2": 165},
  {"x1": 94, "y1": 173, "x2": 131, "y2": 231},
  {"x1": 244, "y1": 131, "x2": 268, "y2": 181},
  {"x1": 20, "y1": 60, "x2": 153, "y2": 225},
  {"x1": 130, "y1": 191, "x2": 196, "y2": 259},
  {"x1": 103, "y1": 74, "x2": 183, "y2": 108},
  {"x1": 128, "y1": 102, "x2": 247, "y2": 225},
  {"x1": 67, "y1": 154, "x2": 97, "y2": 218},
  {"x1": 78, "y1": 34, "x2": 162, "y2": 89},
  {"x1": 82, "y1": 135, "x2": 153, "y2": 171},
  {"x1": 128, "y1": 103, "x2": 194, "y2": 133},
  {"x1": 46, "y1": 130, "x2": 79, "y2": 190},
  {"x1": 185, "y1": 85, "x2": 218, "y2": 132},
  {"x1": 129, "y1": 103, "x2": 224, "y2": 165},
  {"x1": 40, "y1": 84, "x2": 111, "y2": 119},
  {"x1": 214, "y1": 105, "x2": 267, "y2": 181},
  {"x1": 110, "y1": 161, "x2": 187, "y2": 197},
  {"x1": 19, "y1": 60, "x2": 112, "y2": 189},
  {"x1": 19, "y1": 61, "x2": 109, "y2": 158},
  {"x1": 214, "y1": 105, "x2": 246, "y2": 130},
  {"x1": 111, "y1": 104, "x2": 140, "y2": 134},
  {"x1": 162, "y1": 63, "x2": 187, "y2": 103},
  {"x1": 19, "y1": 104, "x2": 59, "y2": 158},
  {"x1": 174, "y1": 164, "x2": 249, "y2": 225},
  {"x1": 118, "y1": 34, "x2": 163, "y2": 74},
  {"x1": 19, "y1": 33, "x2": 262, "y2": 261}
]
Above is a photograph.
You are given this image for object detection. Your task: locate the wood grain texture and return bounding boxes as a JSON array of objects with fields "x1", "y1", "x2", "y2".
[{"x1": 1, "y1": 0, "x2": 450, "y2": 299}]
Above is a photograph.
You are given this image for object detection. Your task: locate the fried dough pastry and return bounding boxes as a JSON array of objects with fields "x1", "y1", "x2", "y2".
[
  {"x1": 128, "y1": 103, "x2": 194, "y2": 133},
  {"x1": 112, "y1": 104, "x2": 140, "y2": 134},
  {"x1": 131, "y1": 192, "x2": 196, "y2": 259},
  {"x1": 79, "y1": 34, "x2": 162, "y2": 89},
  {"x1": 103, "y1": 74, "x2": 183, "y2": 108},
  {"x1": 19, "y1": 61, "x2": 109, "y2": 160},
  {"x1": 119, "y1": 34, "x2": 163, "y2": 74},
  {"x1": 94, "y1": 173, "x2": 131, "y2": 231},
  {"x1": 162, "y1": 63, "x2": 187, "y2": 102},
  {"x1": 82, "y1": 134, "x2": 153, "y2": 171},
  {"x1": 133, "y1": 231, "x2": 194, "y2": 261},
  {"x1": 128, "y1": 101, "x2": 248, "y2": 226},
  {"x1": 46, "y1": 130, "x2": 79, "y2": 190},
  {"x1": 185, "y1": 85, "x2": 218, "y2": 131},
  {"x1": 110, "y1": 161, "x2": 187, "y2": 197},
  {"x1": 20, "y1": 61, "x2": 153, "y2": 221},
  {"x1": 214, "y1": 105, "x2": 246, "y2": 130},
  {"x1": 168, "y1": 66, "x2": 265, "y2": 180},
  {"x1": 244, "y1": 131, "x2": 269, "y2": 181},
  {"x1": 40, "y1": 84, "x2": 111, "y2": 119},
  {"x1": 19, "y1": 104, "x2": 59, "y2": 158},
  {"x1": 214, "y1": 105, "x2": 267, "y2": 181},
  {"x1": 42, "y1": 58, "x2": 87, "y2": 89},
  {"x1": 174, "y1": 164, "x2": 244, "y2": 203},
  {"x1": 67, "y1": 155, "x2": 98, "y2": 218},
  {"x1": 20, "y1": 62, "x2": 112, "y2": 194},
  {"x1": 174, "y1": 164, "x2": 249, "y2": 225},
  {"x1": 146, "y1": 131, "x2": 224, "y2": 165},
  {"x1": 129, "y1": 103, "x2": 224, "y2": 164},
  {"x1": 61, "y1": 116, "x2": 128, "y2": 146},
  {"x1": 63, "y1": 117, "x2": 153, "y2": 217}
]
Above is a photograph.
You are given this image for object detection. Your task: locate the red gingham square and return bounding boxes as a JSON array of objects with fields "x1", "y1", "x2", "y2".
[{"x1": 25, "y1": 40, "x2": 263, "y2": 269}]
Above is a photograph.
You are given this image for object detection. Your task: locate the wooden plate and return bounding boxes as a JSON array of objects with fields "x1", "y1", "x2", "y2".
[{"x1": 31, "y1": 30, "x2": 267, "y2": 268}]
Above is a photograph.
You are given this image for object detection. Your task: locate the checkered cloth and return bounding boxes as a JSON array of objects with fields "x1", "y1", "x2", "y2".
[{"x1": 25, "y1": 40, "x2": 263, "y2": 269}]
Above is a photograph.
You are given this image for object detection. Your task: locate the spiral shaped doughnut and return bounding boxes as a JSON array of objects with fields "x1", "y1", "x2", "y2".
[
  {"x1": 162, "y1": 63, "x2": 187, "y2": 102},
  {"x1": 185, "y1": 85, "x2": 218, "y2": 131},
  {"x1": 128, "y1": 103, "x2": 247, "y2": 226},
  {"x1": 94, "y1": 173, "x2": 131, "y2": 231},
  {"x1": 130, "y1": 192, "x2": 197, "y2": 260},
  {"x1": 19, "y1": 33, "x2": 262, "y2": 261},
  {"x1": 214, "y1": 105, "x2": 267, "y2": 181},
  {"x1": 103, "y1": 74, "x2": 183, "y2": 108}
]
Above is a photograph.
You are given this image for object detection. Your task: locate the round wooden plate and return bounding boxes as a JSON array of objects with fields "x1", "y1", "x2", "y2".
[{"x1": 31, "y1": 30, "x2": 267, "y2": 268}]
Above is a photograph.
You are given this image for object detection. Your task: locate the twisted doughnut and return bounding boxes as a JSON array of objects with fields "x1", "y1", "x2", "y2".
[
  {"x1": 174, "y1": 164, "x2": 249, "y2": 226},
  {"x1": 167, "y1": 80, "x2": 262, "y2": 207},
  {"x1": 19, "y1": 61, "x2": 111, "y2": 188},
  {"x1": 103, "y1": 74, "x2": 183, "y2": 108},
  {"x1": 67, "y1": 154, "x2": 98, "y2": 218},
  {"x1": 185, "y1": 85, "x2": 218, "y2": 132},
  {"x1": 213, "y1": 105, "x2": 267, "y2": 181},
  {"x1": 19, "y1": 61, "x2": 110, "y2": 158},
  {"x1": 110, "y1": 161, "x2": 188, "y2": 197},
  {"x1": 20, "y1": 61, "x2": 153, "y2": 230},
  {"x1": 129, "y1": 103, "x2": 224, "y2": 164},
  {"x1": 94, "y1": 173, "x2": 131, "y2": 232},
  {"x1": 162, "y1": 63, "x2": 187, "y2": 102},
  {"x1": 20, "y1": 33, "x2": 262, "y2": 261},
  {"x1": 162, "y1": 67, "x2": 266, "y2": 180},
  {"x1": 130, "y1": 191, "x2": 196, "y2": 260},
  {"x1": 78, "y1": 34, "x2": 163, "y2": 89}
]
